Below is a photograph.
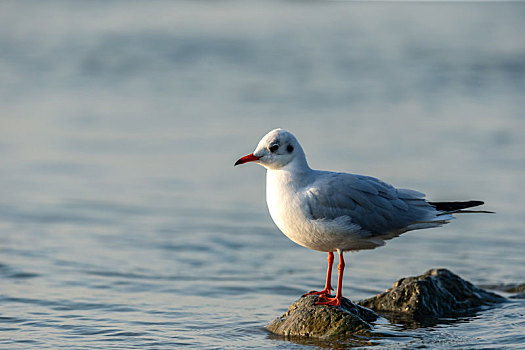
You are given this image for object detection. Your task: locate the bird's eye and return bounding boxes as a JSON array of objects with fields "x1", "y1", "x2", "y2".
[
  {"x1": 287, "y1": 145, "x2": 294, "y2": 153},
  {"x1": 269, "y1": 144, "x2": 279, "y2": 153}
]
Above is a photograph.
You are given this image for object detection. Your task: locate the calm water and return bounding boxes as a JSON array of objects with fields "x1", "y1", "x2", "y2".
[{"x1": 1, "y1": 1, "x2": 524, "y2": 348}]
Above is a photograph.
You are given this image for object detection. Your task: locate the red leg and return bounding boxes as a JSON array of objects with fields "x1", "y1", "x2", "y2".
[
  {"x1": 303, "y1": 252, "x2": 334, "y2": 297},
  {"x1": 316, "y1": 250, "x2": 344, "y2": 307}
]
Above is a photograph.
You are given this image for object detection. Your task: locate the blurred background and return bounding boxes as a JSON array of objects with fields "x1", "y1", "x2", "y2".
[{"x1": 1, "y1": 1, "x2": 524, "y2": 349}]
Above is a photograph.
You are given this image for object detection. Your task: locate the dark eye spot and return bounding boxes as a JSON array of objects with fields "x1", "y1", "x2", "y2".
[
  {"x1": 269, "y1": 144, "x2": 279, "y2": 153},
  {"x1": 287, "y1": 145, "x2": 294, "y2": 153}
]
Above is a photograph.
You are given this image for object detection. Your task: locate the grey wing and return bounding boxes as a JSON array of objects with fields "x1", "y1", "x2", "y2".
[{"x1": 304, "y1": 172, "x2": 436, "y2": 235}]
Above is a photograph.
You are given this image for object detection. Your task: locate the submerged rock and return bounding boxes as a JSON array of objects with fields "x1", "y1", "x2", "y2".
[
  {"x1": 479, "y1": 283, "x2": 525, "y2": 299},
  {"x1": 358, "y1": 268, "x2": 507, "y2": 319},
  {"x1": 494, "y1": 283, "x2": 525, "y2": 294},
  {"x1": 266, "y1": 294, "x2": 377, "y2": 339}
]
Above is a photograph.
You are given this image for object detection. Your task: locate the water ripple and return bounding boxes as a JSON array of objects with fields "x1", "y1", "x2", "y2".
[{"x1": 0, "y1": 263, "x2": 39, "y2": 279}]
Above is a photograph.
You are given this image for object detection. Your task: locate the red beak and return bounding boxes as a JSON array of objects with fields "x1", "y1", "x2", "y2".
[{"x1": 234, "y1": 153, "x2": 260, "y2": 166}]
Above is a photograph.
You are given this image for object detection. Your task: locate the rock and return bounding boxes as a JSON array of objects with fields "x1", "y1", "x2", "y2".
[
  {"x1": 503, "y1": 283, "x2": 525, "y2": 294},
  {"x1": 479, "y1": 283, "x2": 525, "y2": 299},
  {"x1": 358, "y1": 268, "x2": 507, "y2": 319},
  {"x1": 266, "y1": 294, "x2": 378, "y2": 339},
  {"x1": 502, "y1": 284, "x2": 525, "y2": 299},
  {"x1": 267, "y1": 269, "x2": 507, "y2": 339}
]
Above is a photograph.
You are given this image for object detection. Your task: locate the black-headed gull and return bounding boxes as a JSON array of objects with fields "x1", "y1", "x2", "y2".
[{"x1": 235, "y1": 128, "x2": 489, "y2": 307}]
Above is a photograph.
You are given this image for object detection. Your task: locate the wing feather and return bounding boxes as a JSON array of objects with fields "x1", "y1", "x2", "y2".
[{"x1": 304, "y1": 172, "x2": 435, "y2": 235}]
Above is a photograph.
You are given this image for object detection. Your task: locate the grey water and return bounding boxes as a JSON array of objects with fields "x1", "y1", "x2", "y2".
[{"x1": 1, "y1": 1, "x2": 524, "y2": 348}]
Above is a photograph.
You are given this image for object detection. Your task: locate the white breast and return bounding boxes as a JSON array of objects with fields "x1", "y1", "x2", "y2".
[
  {"x1": 266, "y1": 168, "x2": 382, "y2": 252},
  {"x1": 266, "y1": 169, "x2": 304, "y2": 238}
]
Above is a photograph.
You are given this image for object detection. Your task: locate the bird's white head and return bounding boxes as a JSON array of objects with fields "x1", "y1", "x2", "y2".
[{"x1": 235, "y1": 128, "x2": 308, "y2": 170}]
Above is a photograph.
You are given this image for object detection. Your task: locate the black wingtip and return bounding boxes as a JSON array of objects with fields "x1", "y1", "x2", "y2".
[{"x1": 429, "y1": 200, "x2": 485, "y2": 212}]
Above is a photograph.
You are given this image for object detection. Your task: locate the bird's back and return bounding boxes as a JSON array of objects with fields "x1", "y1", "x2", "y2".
[{"x1": 305, "y1": 171, "x2": 442, "y2": 233}]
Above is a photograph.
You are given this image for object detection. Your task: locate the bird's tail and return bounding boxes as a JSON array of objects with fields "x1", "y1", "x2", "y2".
[{"x1": 428, "y1": 200, "x2": 494, "y2": 215}]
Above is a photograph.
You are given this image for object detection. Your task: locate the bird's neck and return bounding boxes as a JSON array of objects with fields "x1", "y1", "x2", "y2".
[
  {"x1": 283, "y1": 150, "x2": 311, "y2": 173},
  {"x1": 266, "y1": 158, "x2": 313, "y2": 190}
]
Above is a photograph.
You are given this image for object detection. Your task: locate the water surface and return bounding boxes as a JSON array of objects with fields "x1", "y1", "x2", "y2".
[{"x1": 1, "y1": 1, "x2": 524, "y2": 348}]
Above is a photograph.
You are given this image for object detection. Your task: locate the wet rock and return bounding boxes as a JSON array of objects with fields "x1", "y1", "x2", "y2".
[
  {"x1": 479, "y1": 283, "x2": 525, "y2": 299},
  {"x1": 266, "y1": 294, "x2": 378, "y2": 339},
  {"x1": 267, "y1": 269, "x2": 507, "y2": 339},
  {"x1": 358, "y1": 268, "x2": 507, "y2": 319},
  {"x1": 498, "y1": 283, "x2": 525, "y2": 294},
  {"x1": 505, "y1": 283, "x2": 525, "y2": 294}
]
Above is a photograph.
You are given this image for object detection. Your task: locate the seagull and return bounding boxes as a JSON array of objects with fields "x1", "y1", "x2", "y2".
[{"x1": 234, "y1": 128, "x2": 490, "y2": 307}]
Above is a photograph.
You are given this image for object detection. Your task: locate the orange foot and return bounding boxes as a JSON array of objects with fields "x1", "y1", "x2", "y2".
[
  {"x1": 302, "y1": 287, "x2": 333, "y2": 298},
  {"x1": 315, "y1": 295, "x2": 341, "y2": 307}
]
